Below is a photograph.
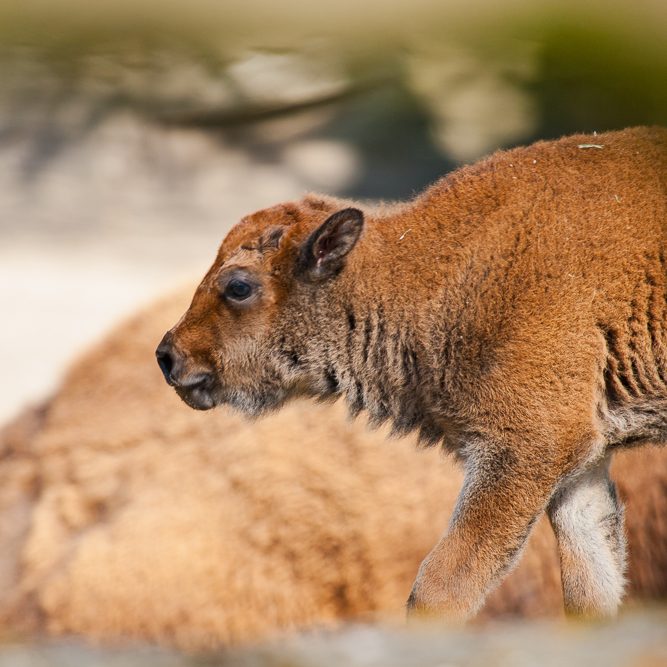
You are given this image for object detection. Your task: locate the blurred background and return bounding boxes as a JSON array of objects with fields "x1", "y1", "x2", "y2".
[{"x1": 1, "y1": 0, "x2": 665, "y2": 424}]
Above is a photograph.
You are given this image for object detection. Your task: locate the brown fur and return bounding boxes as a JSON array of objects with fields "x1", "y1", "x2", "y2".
[
  {"x1": 0, "y1": 289, "x2": 666, "y2": 650},
  {"x1": 160, "y1": 127, "x2": 667, "y2": 620}
]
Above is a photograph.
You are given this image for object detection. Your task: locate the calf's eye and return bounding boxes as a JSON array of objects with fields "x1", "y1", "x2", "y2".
[{"x1": 224, "y1": 278, "x2": 253, "y2": 301}]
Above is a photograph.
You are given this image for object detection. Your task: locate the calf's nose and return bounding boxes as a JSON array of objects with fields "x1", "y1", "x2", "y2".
[
  {"x1": 155, "y1": 334, "x2": 180, "y2": 386},
  {"x1": 156, "y1": 336, "x2": 214, "y2": 391},
  {"x1": 156, "y1": 342, "x2": 177, "y2": 385}
]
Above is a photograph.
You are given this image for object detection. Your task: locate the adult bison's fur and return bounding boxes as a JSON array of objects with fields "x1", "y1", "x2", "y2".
[
  {"x1": 159, "y1": 127, "x2": 667, "y2": 620},
  {"x1": 0, "y1": 288, "x2": 666, "y2": 651}
]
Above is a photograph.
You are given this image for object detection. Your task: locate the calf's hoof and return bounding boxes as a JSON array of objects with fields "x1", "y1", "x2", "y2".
[{"x1": 406, "y1": 577, "x2": 467, "y2": 625}]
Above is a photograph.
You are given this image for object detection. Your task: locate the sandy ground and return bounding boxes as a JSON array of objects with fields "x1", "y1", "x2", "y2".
[
  {"x1": 0, "y1": 109, "x2": 364, "y2": 425},
  {"x1": 0, "y1": 610, "x2": 665, "y2": 665}
]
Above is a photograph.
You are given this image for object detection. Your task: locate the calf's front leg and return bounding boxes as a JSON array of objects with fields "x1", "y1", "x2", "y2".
[
  {"x1": 547, "y1": 456, "x2": 626, "y2": 618},
  {"x1": 407, "y1": 442, "x2": 558, "y2": 621}
]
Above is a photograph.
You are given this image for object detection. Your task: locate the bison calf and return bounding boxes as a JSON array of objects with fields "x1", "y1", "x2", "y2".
[{"x1": 158, "y1": 127, "x2": 667, "y2": 621}]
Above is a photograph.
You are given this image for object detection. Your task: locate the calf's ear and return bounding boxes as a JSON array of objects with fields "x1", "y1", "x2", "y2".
[{"x1": 298, "y1": 208, "x2": 364, "y2": 282}]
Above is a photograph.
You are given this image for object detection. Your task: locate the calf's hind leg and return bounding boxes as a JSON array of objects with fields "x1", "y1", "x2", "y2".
[{"x1": 547, "y1": 456, "x2": 627, "y2": 618}]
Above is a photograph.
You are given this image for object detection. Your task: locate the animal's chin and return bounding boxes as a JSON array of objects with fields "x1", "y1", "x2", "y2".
[
  {"x1": 176, "y1": 378, "x2": 307, "y2": 417},
  {"x1": 224, "y1": 388, "x2": 290, "y2": 418},
  {"x1": 175, "y1": 385, "x2": 218, "y2": 411},
  {"x1": 181, "y1": 385, "x2": 291, "y2": 418}
]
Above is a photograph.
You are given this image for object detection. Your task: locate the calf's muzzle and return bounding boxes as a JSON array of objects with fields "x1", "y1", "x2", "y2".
[{"x1": 155, "y1": 335, "x2": 213, "y2": 391}]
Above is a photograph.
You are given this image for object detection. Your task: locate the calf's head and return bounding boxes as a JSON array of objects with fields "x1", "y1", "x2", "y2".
[{"x1": 156, "y1": 198, "x2": 364, "y2": 415}]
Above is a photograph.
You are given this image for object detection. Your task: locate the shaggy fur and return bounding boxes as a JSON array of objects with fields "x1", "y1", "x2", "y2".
[
  {"x1": 0, "y1": 288, "x2": 665, "y2": 650},
  {"x1": 0, "y1": 289, "x2": 477, "y2": 649},
  {"x1": 159, "y1": 127, "x2": 667, "y2": 620}
]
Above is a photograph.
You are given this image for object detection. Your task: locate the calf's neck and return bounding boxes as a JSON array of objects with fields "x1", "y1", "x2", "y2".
[{"x1": 158, "y1": 127, "x2": 667, "y2": 619}]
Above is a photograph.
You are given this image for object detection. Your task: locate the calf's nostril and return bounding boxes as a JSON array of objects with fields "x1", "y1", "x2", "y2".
[{"x1": 156, "y1": 346, "x2": 175, "y2": 384}]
